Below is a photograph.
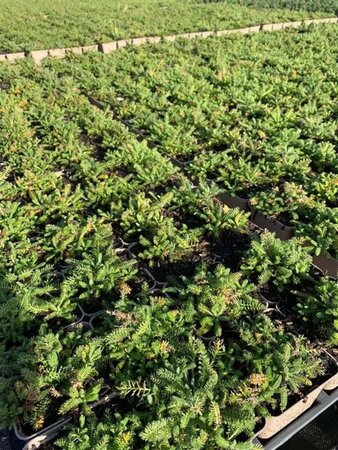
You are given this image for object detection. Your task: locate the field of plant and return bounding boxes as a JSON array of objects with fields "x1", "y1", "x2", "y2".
[
  {"x1": 206, "y1": 0, "x2": 338, "y2": 13},
  {"x1": 0, "y1": 22, "x2": 337, "y2": 450},
  {"x1": 0, "y1": 0, "x2": 333, "y2": 53}
]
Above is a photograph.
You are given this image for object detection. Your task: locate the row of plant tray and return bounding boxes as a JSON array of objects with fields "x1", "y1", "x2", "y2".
[
  {"x1": 82, "y1": 95, "x2": 338, "y2": 280},
  {"x1": 7, "y1": 241, "x2": 166, "y2": 449},
  {"x1": 9, "y1": 332, "x2": 338, "y2": 448},
  {"x1": 8, "y1": 364, "x2": 338, "y2": 449},
  {"x1": 8, "y1": 389, "x2": 338, "y2": 450},
  {"x1": 8, "y1": 334, "x2": 338, "y2": 449},
  {"x1": 6, "y1": 238, "x2": 338, "y2": 449},
  {"x1": 171, "y1": 156, "x2": 338, "y2": 279},
  {"x1": 82, "y1": 96, "x2": 338, "y2": 444},
  {"x1": 0, "y1": 17, "x2": 337, "y2": 64},
  {"x1": 7, "y1": 94, "x2": 330, "y2": 449}
]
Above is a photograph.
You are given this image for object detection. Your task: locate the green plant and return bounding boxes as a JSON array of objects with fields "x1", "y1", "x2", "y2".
[
  {"x1": 250, "y1": 182, "x2": 318, "y2": 220},
  {"x1": 0, "y1": 0, "x2": 326, "y2": 53},
  {"x1": 307, "y1": 173, "x2": 338, "y2": 203},
  {"x1": 295, "y1": 278, "x2": 338, "y2": 346},
  {"x1": 0, "y1": 21, "x2": 337, "y2": 450},
  {"x1": 56, "y1": 412, "x2": 142, "y2": 450},
  {"x1": 238, "y1": 315, "x2": 323, "y2": 410},
  {"x1": 0, "y1": 327, "x2": 105, "y2": 429},
  {"x1": 175, "y1": 179, "x2": 250, "y2": 235},
  {"x1": 297, "y1": 207, "x2": 338, "y2": 257},
  {"x1": 172, "y1": 263, "x2": 261, "y2": 336},
  {"x1": 241, "y1": 233, "x2": 312, "y2": 289}
]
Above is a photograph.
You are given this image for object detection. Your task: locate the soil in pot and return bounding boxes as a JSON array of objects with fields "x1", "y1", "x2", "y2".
[{"x1": 209, "y1": 230, "x2": 252, "y2": 272}]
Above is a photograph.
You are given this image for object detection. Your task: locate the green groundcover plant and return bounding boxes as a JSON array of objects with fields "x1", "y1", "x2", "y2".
[
  {"x1": 241, "y1": 232, "x2": 312, "y2": 289},
  {"x1": 29, "y1": 23, "x2": 338, "y2": 255},
  {"x1": 0, "y1": 0, "x2": 330, "y2": 53},
  {"x1": 209, "y1": 0, "x2": 338, "y2": 14},
  {"x1": 0, "y1": 24, "x2": 337, "y2": 449},
  {"x1": 295, "y1": 278, "x2": 338, "y2": 346}
]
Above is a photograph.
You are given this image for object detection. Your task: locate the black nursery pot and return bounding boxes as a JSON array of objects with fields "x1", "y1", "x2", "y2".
[
  {"x1": 312, "y1": 253, "x2": 338, "y2": 279},
  {"x1": 250, "y1": 207, "x2": 295, "y2": 240},
  {"x1": 12, "y1": 390, "x2": 119, "y2": 449},
  {"x1": 13, "y1": 417, "x2": 71, "y2": 450},
  {"x1": 216, "y1": 191, "x2": 249, "y2": 211}
]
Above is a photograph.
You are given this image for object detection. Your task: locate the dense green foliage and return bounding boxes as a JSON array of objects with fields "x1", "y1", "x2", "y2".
[
  {"x1": 0, "y1": 24, "x2": 337, "y2": 449},
  {"x1": 0, "y1": 0, "x2": 331, "y2": 53},
  {"x1": 40, "y1": 24, "x2": 338, "y2": 257},
  {"x1": 203, "y1": 0, "x2": 338, "y2": 14}
]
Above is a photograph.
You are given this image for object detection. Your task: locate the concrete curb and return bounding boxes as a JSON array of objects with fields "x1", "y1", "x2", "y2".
[{"x1": 0, "y1": 52, "x2": 25, "y2": 62}]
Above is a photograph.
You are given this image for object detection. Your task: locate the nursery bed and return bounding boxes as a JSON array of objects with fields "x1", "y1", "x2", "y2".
[
  {"x1": 0, "y1": 0, "x2": 333, "y2": 53},
  {"x1": 0, "y1": 23, "x2": 337, "y2": 450}
]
